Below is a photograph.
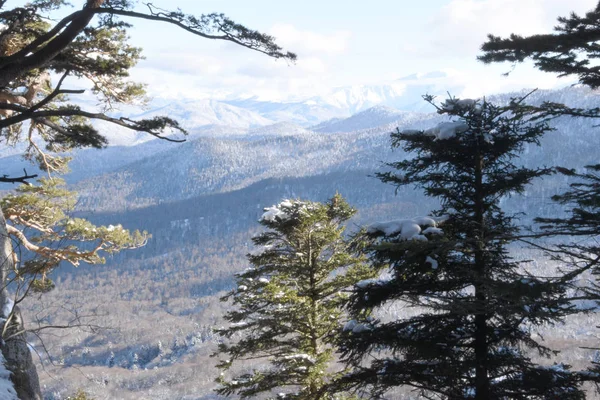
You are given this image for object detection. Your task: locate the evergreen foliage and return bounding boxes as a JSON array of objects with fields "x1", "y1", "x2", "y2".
[
  {"x1": 214, "y1": 194, "x2": 374, "y2": 399},
  {"x1": 0, "y1": 0, "x2": 295, "y2": 175},
  {"x1": 533, "y1": 165, "x2": 600, "y2": 382},
  {"x1": 338, "y1": 96, "x2": 586, "y2": 399},
  {"x1": 479, "y1": 2, "x2": 600, "y2": 88},
  {"x1": 1, "y1": 177, "x2": 147, "y2": 294}
]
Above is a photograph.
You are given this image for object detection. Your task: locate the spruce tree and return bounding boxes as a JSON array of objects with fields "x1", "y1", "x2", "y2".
[
  {"x1": 338, "y1": 96, "x2": 586, "y2": 399},
  {"x1": 214, "y1": 194, "x2": 374, "y2": 399}
]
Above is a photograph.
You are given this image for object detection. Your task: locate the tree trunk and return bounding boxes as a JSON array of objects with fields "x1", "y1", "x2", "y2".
[
  {"x1": 0, "y1": 210, "x2": 42, "y2": 400},
  {"x1": 473, "y1": 152, "x2": 489, "y2": 400}
]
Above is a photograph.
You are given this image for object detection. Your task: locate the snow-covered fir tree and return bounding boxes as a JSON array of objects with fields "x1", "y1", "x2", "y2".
[
  {"x1": 214, "y1": 194, "x2": 374, "y2": 399},
  {"x1": 338, "y1": 96, "x2": 587, "y2": 399}
]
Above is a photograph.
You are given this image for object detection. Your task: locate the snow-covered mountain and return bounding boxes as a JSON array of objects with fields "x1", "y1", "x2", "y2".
[
  {"x1": 131, "y1": 99, "x2": 273, "y2": 132},
  {"x1": 224, "y1": 71, "x2": 463, "y2": 125},
  {"x1": 7, "y1": 71, "x2": 463, "y2": 151},
  {"x1": 223, "y1": 97, "x2": 348, "y2": 126},
  {"x1": 312, "y1": 105, "x2": 426, "y2": 133},
  {"x1": 303, "y1": 71, "x2": 461, "y2": 112}
]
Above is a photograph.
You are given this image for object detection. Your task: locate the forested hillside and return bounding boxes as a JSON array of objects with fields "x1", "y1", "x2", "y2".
[{"x1": 12, "y1": 85, "x2": 600, "y2": 399}]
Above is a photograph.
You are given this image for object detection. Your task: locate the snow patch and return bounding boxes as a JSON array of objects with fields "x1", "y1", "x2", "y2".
[
  {"x1": 426, "y1": 256, "x2": 438, "y2": 270},
  {"x1": 422, "y1": 227, "x2": 443, "y2": 235},
  {"x1": 355, "y1": 278, "x2": 391, "y2": 289},
  {"x1": 424, "y1": 121, "x2": 468, "y2": 140},
  {"x1": 343, "y1": 319, "x2": 374, "y2": 333},
  {"x1": 0, "y1": 353, "x2": 17, "y2": 400},
  {"x1": 261, "y1": 205, "x2": 290, "y2": 222},
  {"x1": 282, "y1": 354, "x2": 315, "y2": 364},
  {"x1": 367, "y1": 216, "x2": 444, "y2": 240},
  {"x1": 441, "y1": 98, "x2": 479, "y2": 112},
  {"x1": 1, "y1": 298, "x2": 13, "y2": 319}
]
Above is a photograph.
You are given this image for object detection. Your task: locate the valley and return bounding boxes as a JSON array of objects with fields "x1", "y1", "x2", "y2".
[{"x1": 9, "y1": 84, "x2": 600, "y2": 399}]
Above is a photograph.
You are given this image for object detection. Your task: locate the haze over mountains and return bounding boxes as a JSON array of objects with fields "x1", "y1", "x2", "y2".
[{"x1": 99, "y1": 70, "x2": 465, "y2": 143}]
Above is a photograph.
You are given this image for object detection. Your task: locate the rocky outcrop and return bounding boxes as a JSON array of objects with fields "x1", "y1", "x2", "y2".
[{"x1": 0, "y1": 211, "x2": 42, "y2": 399}]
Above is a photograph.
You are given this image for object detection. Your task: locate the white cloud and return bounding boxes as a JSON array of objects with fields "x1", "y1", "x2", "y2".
[
  {"x1": 448, "y1": 66, "x2": 567, "y2": 98},
  {"x1": 140, "y1": 53, "x2": 223, "y2": 76},
  {"x1": 269, "y1": 23, "x2": 351, "y2": 55},
  {"x1": 133, "y1": 59, "x2": 331, "y2": 102},
  {"x1": 127, "y1": 2, "x2": 591, "y2": 104},
  {"x1": 129, "y1": 24, "x2": 344, "y2": 101},
  {"x1": 236, "y1": 56, "x2": 327, "y2": 79}
]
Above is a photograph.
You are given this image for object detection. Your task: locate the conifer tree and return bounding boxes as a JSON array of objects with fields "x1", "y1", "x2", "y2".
[
  {"x1": 338, "y1": 96, "x2": 586, "y2": 399},
  {"x1": 480, "y1": 2, "x2": 600, "y2": 386},
  {"x1": 532, "y1": 165, "x2": 600, "y2": 382},
  {"x1": 1, "y1": 176, "x2": 147, "y2": 293},
  {"x1": 214, "y1": 195, "x2": 374, "y2": 400}
]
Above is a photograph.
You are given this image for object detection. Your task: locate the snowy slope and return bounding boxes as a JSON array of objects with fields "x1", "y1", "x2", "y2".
[
  {"x1": 224, "y1": 71, "x2": 463, "y2": 125},
  {"x1": 0, "y1": 354, "x2": 18, "y2": 400},
  {"x1": 304, "y1": 71, "x2": 463, "y2": 114},
  {"x1": 131, "y1": 99, "x2": 273, "y2": 132},
  {"x1": 312, "y1": 105, "x2": 421, "y2": 133},
  {"x1": 224, "y1": 98, "x2": 348, "y2": 126},
  {"x1": 247, "y1": 121, "x2": 313, "y2": 137}
]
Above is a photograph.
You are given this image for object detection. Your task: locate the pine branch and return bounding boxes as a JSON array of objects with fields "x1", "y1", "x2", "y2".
[
  {"x1": 479, "y1": 4, "x2": 600, "y2": 88},
  {"x1": 0, "y1": 105, "x2": 187, "y2": 142},
  {"x1": 0, "y1": 2, "x2": 295, "y2": 88},
  {"x1": 96, "y1": 4, "x2": 297, "y2": 61},
  {"x1": 0, "y1": 7, "x2": 99, "y2": 87},
  {"x1": 29, "y1": 69, "x2": 85, "y2": 112}
]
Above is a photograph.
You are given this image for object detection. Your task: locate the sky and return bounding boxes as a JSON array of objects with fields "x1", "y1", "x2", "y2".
[{"x1": 117, "y1": 0, "x2": 598, "y2": 102}]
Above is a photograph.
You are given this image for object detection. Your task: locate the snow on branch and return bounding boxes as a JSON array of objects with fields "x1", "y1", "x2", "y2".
[{"x1": 367, "y1": 216, "x2": 446, "y2": 241}]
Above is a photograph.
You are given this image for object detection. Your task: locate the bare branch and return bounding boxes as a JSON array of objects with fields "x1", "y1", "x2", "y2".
[
  {"x1": 0, "y1": 169, "x2": 37, "y2": 184},
  {"x1": 0, "y1": 1, "x2": 294, "y2": 89},
  {"x1": 29, "y1": 69, "x2": 84, "y2": 112}
]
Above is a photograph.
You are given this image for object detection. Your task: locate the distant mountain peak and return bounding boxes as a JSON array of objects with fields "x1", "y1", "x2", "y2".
[
  {"x1": 312, "y1": 105, "x2": 417, "y2": 134},
  {"x1": 360, "y1": 104, "x2": 403, "y2": 115}
]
